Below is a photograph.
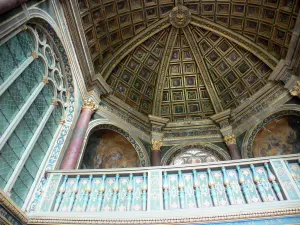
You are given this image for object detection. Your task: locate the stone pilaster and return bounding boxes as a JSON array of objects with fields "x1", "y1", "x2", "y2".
[
  {"x1": 211, "y1": 109, "x2": 241, "y2": 160},
  {"x1": 148, "y1": 115, "x2": 169, "y2": 166},
  {"x1": 61, "y1": 98, "x2": 98, "y2": 169}
]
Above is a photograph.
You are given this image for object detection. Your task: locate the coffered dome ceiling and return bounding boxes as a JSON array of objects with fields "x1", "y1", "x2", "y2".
[{"x1": 77, "y1": 0, "x2": 299, "y2": 122}]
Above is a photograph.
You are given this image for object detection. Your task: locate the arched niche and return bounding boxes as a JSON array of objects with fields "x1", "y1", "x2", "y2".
[
  {"x1": 242, "y1": 105, "x2": 300, "y2": 158},
  {"x1": 79, "y1": 120, "x2": 151, "y2": 168},
  {"x1": 161, "y1": 143, "x2": 231, "y2": 166},
  {"x1": 81, "y1": 129, "x2": 141, "y2": 169}
]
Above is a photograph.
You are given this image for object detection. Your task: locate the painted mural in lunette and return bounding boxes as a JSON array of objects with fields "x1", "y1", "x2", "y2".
[
  {"x1": 252, "y1": 115, "x2": 300, "y2": 157},
  {"x1": 81, "y1": 129, "x2": 140, "y2": 169}
]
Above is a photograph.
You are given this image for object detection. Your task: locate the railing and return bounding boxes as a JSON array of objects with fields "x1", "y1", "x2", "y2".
[{"x1": 28, "y1": 154, "x2": 300, "y2": 224}]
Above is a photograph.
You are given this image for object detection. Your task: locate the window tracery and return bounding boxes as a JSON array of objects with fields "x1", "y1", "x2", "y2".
[{"x1": 0, "y1": 24, "x2": 68, "y2": 207}]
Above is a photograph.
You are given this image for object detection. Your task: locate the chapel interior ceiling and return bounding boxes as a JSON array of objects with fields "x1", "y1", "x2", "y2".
[{"x1": 75, "y1": 0, "x2": 299, "y2": 122}]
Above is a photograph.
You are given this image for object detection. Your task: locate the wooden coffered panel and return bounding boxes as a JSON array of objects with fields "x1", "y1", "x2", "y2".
[
  {"x1": 191, "y1": 25, "x2": 273, "y2": 109},
  {"x1": 77, "y1": 0, "x2": 175, "y2": 73},
  {"x1": 183, "y1": 0, "x2": 299, "y2": 60},
  {"x1": 106, "y1": 28, "x2": 170, "y2": 114},
  {"x1": 160, "y1": 30, "x2": 216, "y2": 122}
]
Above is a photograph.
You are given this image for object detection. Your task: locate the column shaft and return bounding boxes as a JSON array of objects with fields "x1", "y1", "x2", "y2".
[
  {"x1": 151, "y1": 150, "x2": 161, "y2": 166},
  {"x1": 227, "y1": 144, "x2": 241, "y2": 160},
  {"x1": 60, "y1": 109, "x2": 94, "y2": 169}
]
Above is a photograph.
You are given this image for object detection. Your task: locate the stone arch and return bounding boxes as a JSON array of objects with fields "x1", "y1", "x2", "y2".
[
  {"x1": 241, "y1": 104, "x2": 300, "y2": 158},
  {"x1": 78, "y1": 119, "x2": 151, "y2": 167}
]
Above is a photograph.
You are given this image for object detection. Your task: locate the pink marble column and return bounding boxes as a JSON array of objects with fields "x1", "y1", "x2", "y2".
[
  {"x1": 151, "y1": 140, "x2": 163, "y2": 166},
  {"x1": 224, "y1": 134, "x2": 241, "y2": 160},
  {"x1": 61, "y1": 99, "x2": 98, "y2": 170}
]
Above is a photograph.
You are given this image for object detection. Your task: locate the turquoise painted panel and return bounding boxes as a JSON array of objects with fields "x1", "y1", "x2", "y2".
[
  {"x1": 182, "y1": 173, "x2": 196, "y2": 208},
  {"x1": 131, "y1": 176, "x2": 143, "y2": 211},
  {"x1": 148, "y1": 171, "x2": 162, "y2": 211},
  {"x1": 102, "y1": 177, "x2": 116, "y2": 211},
  {"x1": 86, "y1": 177, "x2": 103, "y2": 212},
  {"x1": 212, "y1": 170, "x2": 229, "y2": 206},
  {"x1": 72, "y1": 177, "x2": 88, "y2": 212},
  {"x1": 226, "y1": 169, "x2": 245, "y2": 205},
  {"x1": 287, "y1": 162, "x2": 300, "y2": 190},
  {"x1": 270, "y1": 160, "x2": 300, "y2": 200},
  {"x1": 117, "y1": 177, "x2": 129, "y2": 211},
  {"x1": 198, "y1": 171, "x2": 213, "y2": 207},
  {"x1": 39, "y1": 174, "x2": 62, "y2": 212}
]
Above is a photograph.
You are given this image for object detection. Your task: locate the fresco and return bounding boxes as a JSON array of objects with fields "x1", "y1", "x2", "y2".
[
  {"x1": 81, "y1": 129, "x2": 140, "y2": 169},
  {"x1": 252, "y1": 115, "x2": 300, "y2": 157}
]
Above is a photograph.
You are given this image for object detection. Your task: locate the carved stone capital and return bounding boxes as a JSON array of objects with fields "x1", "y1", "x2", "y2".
[
  {"x1": 170, "y1": 5, "x2": 191, "y2": 28},
  {"x1": 151, "y1": 140, "x2": 163, "y2": 151},
  {"x1": 224, "y1": 134, "x2": 236, "y2": 145},
  {"x1": 290, "y1": 81, "x2": 300, "y2": 98},
  {"x1": 82, "y1": 98, "x2": 98, "y2": 111}
]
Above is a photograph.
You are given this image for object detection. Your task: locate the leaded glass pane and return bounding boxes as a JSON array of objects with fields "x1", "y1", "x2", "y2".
[
  {"x1": 0, "y1": 144, "x2": 16, "y2": 187},
  {"x1": 0, "y1": 110, "x2": 9, "y2": 136},
  {"x1": 10, "y1": 190, "x2": 23, "y2": 207},
  {"x1": 0, "y1": 44, "x2": 16, "y2": 84},
  {"x1": 14, "y1": 119, "x2": 34, "y2": 147},
  {"x1": 17, "y1": 30, "x2": 36, "y2": 58},
  {"x1": 7, "y1": 132, "x2": 25, "y2": 159},
  {"x1": 6, "y1": 34, "x2": 26, "y2": 67},
  {"x1": 0, "y1": 89, "x2": 19, "y2": 124}
]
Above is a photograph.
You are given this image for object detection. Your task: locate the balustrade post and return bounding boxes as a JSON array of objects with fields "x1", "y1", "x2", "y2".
[
  {"x1": 54, "y1": 175, "x2": 68, "y2": 211},
  {"x1": 178, "y1": 170, "x2": 185, "y2": 209},
  {"x1": 142, "y1": 173, "x2": 148, "y2": 211},
  {"x1": 112, "y1": 174, "x2": 120, "y2": 211},
  {"x1": 68, "y1": 175, "x2": 80, "y2": 212},
  {"x1": 207, "y1": 169, "x2": 218, "y2": 206},
  {"x1": 97, "y1": 175, "x2": 106, "y2": 212},
  {"x1": 236, "y1": 165, "x2": 250, "y2": 204},
  {"x1": 192, "y1": 170, "x2": 201, "y2": 208},
  {"x1": 83, "y1": 175, "x2": 93, "y2": 211},
  {"x1": 61, "y1": 99, "x2": 98, "y2": 170},
  {"x1": 222, "y1": 167, "x2": 234, "y2": 205},
  {"x1": 163, "y1": 171, "x2": 169, "y2": 210}
]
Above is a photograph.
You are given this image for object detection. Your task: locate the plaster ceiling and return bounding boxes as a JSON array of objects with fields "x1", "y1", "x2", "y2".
[{"x1": 76, "y1": 0, "x2": 299, "y2": 121}]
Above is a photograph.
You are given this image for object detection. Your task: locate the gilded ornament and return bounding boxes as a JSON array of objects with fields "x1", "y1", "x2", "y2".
[
  {"x1": 32, "y1": 51, "x2": 38, "y2": 59},
  {"x1": 224, "y1": 134, "x2": 236, "y2": 145},
  {"x1": 152, "y1": 140, "x2": 163, "y2": 151},
  {"x1": 289, "y1": 81, "x2": 300, "y2": 97},
  {"x1": 169, "y1": 5, "x2": 191, "y2": 28},
  {"x1": 82, "y1": 98, "x2": 98, "y2": 111},
  {"x1": 42, "y1": 77, "x2": 49, "y2": 84}
]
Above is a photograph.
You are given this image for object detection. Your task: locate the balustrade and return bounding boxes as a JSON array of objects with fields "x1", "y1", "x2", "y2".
[{"x1": 33, "y1": 154, "x2": 300, "y2": 216}]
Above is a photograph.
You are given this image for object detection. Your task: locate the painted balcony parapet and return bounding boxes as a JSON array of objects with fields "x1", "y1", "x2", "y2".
[{"x1": 28, "y1": 154, "x2": 300, "y2": 224}]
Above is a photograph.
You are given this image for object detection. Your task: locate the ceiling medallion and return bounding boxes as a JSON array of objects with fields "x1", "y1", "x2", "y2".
[{"x1": 170, "y1": 5, "x2": 191, "y2": 28}]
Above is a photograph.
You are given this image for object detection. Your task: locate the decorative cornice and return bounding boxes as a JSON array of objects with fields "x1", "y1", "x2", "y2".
[
  {"x1": 190, "y1": 16, "x2": 278, "y2": 70},
  {"x1": 183, "y1": 25, "x2": 223, "y2": 113},
  {"x1": 0, "y1": 190, "x2": 28, "y2": 224},
  {"x1": 224, "y1": 134, "x2": 236, "y2": 145},
  {"x1": 101, "y1": 18, "x2": 170, "y2": 80},
  {"x1": 82, "y1": 98, "x2": 98, "y2": 111},
  {"x1": 152, "y1": 27, "x2": 178, "y2": 116}
]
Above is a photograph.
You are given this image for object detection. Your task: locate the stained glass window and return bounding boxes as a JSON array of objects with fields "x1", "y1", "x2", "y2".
[{"x1": 0, "y1": 24, "x2": 68, "y2": 207}]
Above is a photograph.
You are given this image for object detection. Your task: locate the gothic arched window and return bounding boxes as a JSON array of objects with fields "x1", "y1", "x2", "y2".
[{"x1": 0, "y1": 24, "x2": 68, "y2": 207}]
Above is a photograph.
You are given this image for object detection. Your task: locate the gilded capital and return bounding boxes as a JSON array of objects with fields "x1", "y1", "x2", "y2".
[
  {"x1": 289, "y1": 81, "x2": 300, "y2": 97},
  {"x1": 82, "y1": 98, "x2": 98, "y2": 111},
  {"x1": 224, "y1": 134, "x2": 236, "y2": 145},
  {"x1": 151, "y1": 140, "x2": 163, "y2": 151}
]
